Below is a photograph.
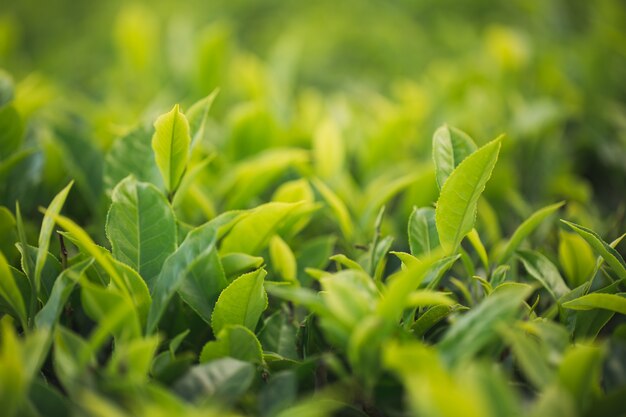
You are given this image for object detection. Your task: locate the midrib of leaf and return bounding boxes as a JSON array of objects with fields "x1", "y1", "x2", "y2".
[
  {"x1": 448, "y1": 165, "x2": 481, "y2": 250},
  {"x1": 422, "y1": 212, "x2": 431, "y2": 255},
  {"x1": 167, "y1": 110, "x2": 178, "y2": 189},
  {"x1": 133, "y1": 185, "x2": 143, "y2": 275}
]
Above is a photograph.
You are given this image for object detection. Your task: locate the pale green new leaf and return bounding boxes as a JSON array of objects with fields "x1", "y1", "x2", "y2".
[
  {"x1": 408, "y1": 207, "x2": 439, "y2": 257},
  {"x1": 200, "y1": 324, "x2": 263, "y2": 364},
  {"x1": 313, "y1": 118, "x2": 344, "y2": 180},
  {"x1": 311, "y1": 178, "x2": 354, "y2": 241},
  {"x1": 35, "y1": 181, "x2": 73, "y2": 294},
  {"x1": 186, "y1": 89, "x2": 218, "y2": 148},
  {"x1": 220, "y1": 202, "x2": 302, "y2": 255},
  {"x1": 211, "y1": 268, "x2": 268, "y2": 334},
  {"x1": 432, "y1": 125, "x2": 477, "y2": 188},
  {"x1": 221, "y1": 253, "x2": 264, "y2": 280},
  {"x1": 562, "y1": 293, "x2": 626, "y2": 314},
  {"x1": 558, "y1": 231, "x2": 596, "y2": 288},
  {"x1": 517, "y1": 250, "x2": 570, "y2": 300},
  {"x1": 561, "y1": 220, "x2": 626, "y2": 281},
  {"x1": 35, "y1": 258, "x2": 93, "y2": 329},
  {"x1": 406, "y1": 290, "x2": 455, "y2": 307},
  {"x1": 499, "y1": 325, "x2": 554, "y2": 389},
  {"x1": 498, "y1": 201, "x2": 564, "y2": 264},
  {"x1": 0, "y1": 252, "x2": 27, "y2": 328},
  {"x1": 435, "y1": 136, "x2": 502, "y2": 254},
  {"x1": 105, "y1": 176, "x2": 177, "y2": 287},
  {"x1": 438, "y1": 283, "x2": 531, "y2": 366},
  {"x1": 269, "y1": 235, "x2": 297, "y2": 283},
  {"x1": 152, "y1": 104, "x2": 191, "y2": 193}
]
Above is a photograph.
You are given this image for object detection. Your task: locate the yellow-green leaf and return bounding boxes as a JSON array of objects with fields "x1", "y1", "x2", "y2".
[
  {"x1": 435, "y1": 137, "x2": 502, "y2": 254},
  {"x1": 151, "y1": 104, "x2": 191, "y2": 193}
]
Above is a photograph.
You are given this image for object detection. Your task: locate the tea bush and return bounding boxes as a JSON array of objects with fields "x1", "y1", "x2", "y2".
[{"x1": 1, "y1": 1, "x2": 625, "y2": 416}]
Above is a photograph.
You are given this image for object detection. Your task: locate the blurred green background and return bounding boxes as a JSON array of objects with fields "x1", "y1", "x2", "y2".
[{"x1": 1, "y1": 0, "x2": 625, "y2": 239}]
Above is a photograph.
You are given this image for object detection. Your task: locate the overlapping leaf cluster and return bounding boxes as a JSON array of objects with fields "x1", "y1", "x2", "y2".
[{"x1": 1, "y1": 1, "x2": 626, "y2": 416}]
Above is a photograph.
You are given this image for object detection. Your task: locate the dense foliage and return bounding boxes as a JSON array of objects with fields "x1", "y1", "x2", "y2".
[{"x1": 1, "y1": 1, "x2": 626, "y2": 416}]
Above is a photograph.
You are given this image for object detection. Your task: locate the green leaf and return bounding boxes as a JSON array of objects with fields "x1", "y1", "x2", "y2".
[
  {"x1": 498, "y1": 202, "x2": 564, "y2": 264},
  {"x1": 219, "y1": 148, "x2": 308, "y2": 210},
  {"x1": 35, "y1": 258, "x2": 93, "y2": 329},
  {"x1": 313, "y1": 118, "x2": 345, "y2": 180},
  {"x1": 0, "y1": 69, "x2": 14, "y2": 107},
  {"x1": 269, "y1": 235, "x2": 297, "y2": 283},
  {"x1": 80, "y1": 280, "x2": 142, "y2": 342},
  {"x1": 16, "y1": 244, "x2": 61, "y2": 303},
  {"x1": 562, "y1": 293, "x2": 626, "y2": 314},
  {"x1": 467, "y1": 228, "x2": 488, "y2": 270},
  {"x1": 0, "y1": 207, "x2": 17, "y2": 262},
  {"x1": 173, "y1": 358, "x2": 255, "y2": 405},
  {"x1": 557, "y1": 344, "x2": 604, "y2": 411},
  {"x1": 211, "y1": 268, "x2": 268, "y2": 335},
  {"x1": 499, "y1": 325, "x2": 554, "y2": 389},
  {"x1": 151, "y1": 104, "x2": 191, "y2": 193},
  {"x1": 105, "y1": 176, "x2": 177, "y2": 286},
  {"x1": 29, "y1": 378, "x2": 71, "y2": 417},
  {"x1": 321, "y1": 270, "x2": 378, "y2": 330},
  {"x1": 258, "y1": 310, "x2": 298, "y2": 360},
  {"x1": 435, "y1": 136, "x2": 502, "y2": 254},
  {"x1": 0, "y1": 252, "x2": 27, "y2": 328},
  {"x1": 147, "y1": 221, "x2": 225, "y2": 333},
  {"x1": 105, "y1": 336, "x2": 160, "y2": 384},
  {"x1": 186, "y1": 89, "x2": 219, "y2": 148},
  {"x1": 330, "y1": 254, "x2": 364, "y2": 271},
  {"x1": 200, "y1": 324, "x2": 263, "y2": 364},
  {"x1": 311, "y1": 178, "x2": 354, "y2": 241},
  {"x1": 517, "y1": 250, "x2": 570, "y2": 300},
  {"x1": 220, "y1": 202, "x2": 302, "y2": 255},
  {"x1": 408, "y1": 207, "x2": 439, "y2": 257},
  {"x1": 383, "y1": 342, "x2": 487, "y2": 417},
  {"x1": 438, "y1": 283, "x2": 531, "y2": 367},
  {"x1": 558, "y1": 230, "x2": 596, "y2": 288},
  {"x1": 412, "y1": 305, "x2": 463, "y2": 338},
  {"x1": 221, "y1": 253, "x2": 264, "y2": 280},
  {"x1": 35, "y1": 181, "x2": 73, "y2": 294},
  {"x1": 406, "y1": 290, "x2": 455, "y2": 307},
  {"x1": 561, "y1": 220, "x2": 626, "y2": 281},
  {"x1": 377, "y1": 253, "x2": 441, "y2": 322},
  {"x1": 432, "y1": 125, "x2": 477, "y2": 189},
  {"x1": 104, "y1": 126, "x2": 161, "y2": 192},
  {"x1": 0, "y1": 105, "x2": 24, "y2": 160}
]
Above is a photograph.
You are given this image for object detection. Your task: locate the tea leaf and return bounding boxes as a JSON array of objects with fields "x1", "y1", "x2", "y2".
[
  {"x1": 0, "y1": 252, "x2": 27, "y2": 328},
  {"x1": 499, "y1": 202, "x2": 564, "y2": 264},
  {"x1": 220, "y1": 202, "x2": 302, "y2": 255},
  {"x1": 35, "y1": 181, "x2": 73, "y2": 295},
  {"x1": 438, "y1": 283, "x2": 531, "y2": 366},
  {"x1": 104, "y1": 126, "x2": 161, "y2": 192},
  {"x1": 436, "y1": 137, "x2": 502, "y2": 254},
  {"x1": 408, "y1": 207, "x2": 439, "y2": 257},
  {"x1": 562, "y1": 293, "x2": 626, "y2": 314},
  {"x1": 517, "y1": 250, "x2": 570, "y2": 300},
  {"x1": 200, "y1": 324, "x2": 263, "y2": 364},
  {"x1": 173, "y1": 358, "x2": 255, "y2": 405},
  {"x1": 186, "y1": 89, "x2": 219, "y2": 148},
  {"x1": 211, "y1": 268, "x2": 268, "y2": 334},
  {"x1": 151, "y1": 104, "x2": 191, "y2": 194},
  {"x1": 147, "y1": 221, "x2": 225, "y2": 332},
  {"x1": 105, "y1": 176, "x2": 177, "y2": 286},
  {"x1": 561, "y1": 220, "x2": 626, "y2": 281},
  {"x1": 432, "y1": 125, "x2": 477, "y2": 189}
]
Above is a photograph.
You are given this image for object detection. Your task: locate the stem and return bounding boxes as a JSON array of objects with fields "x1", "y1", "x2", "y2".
[{"x1": 59, "y1": 233, "x2": 68, "y2": 270}]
